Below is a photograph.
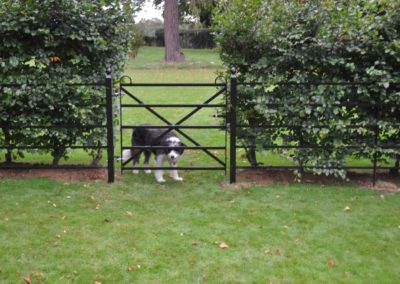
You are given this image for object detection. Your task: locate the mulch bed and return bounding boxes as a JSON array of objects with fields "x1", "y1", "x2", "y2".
[
  {"x1": 221, "y1": 169, "x2": 400, "y2": 193},
  {"x1": 1, "y1": 163, "x2": 399, "y2": 193},
  {"x1": 0, "y1": 163, "x2": 109, "y2": 182}
]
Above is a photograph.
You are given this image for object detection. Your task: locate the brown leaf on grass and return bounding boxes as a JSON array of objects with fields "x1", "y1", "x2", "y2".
[
  {"x1": 192, "y1": 241, "x2": 200, "y2": 246},
  {"x1": 327, "y1": 259, "x2": 335, "y2": 267},
  {"x1": 94, "y1": 281, "x2": 102, "y2": 284},
  {"x1": 125, "y1": 211, "x2": 133, "y2": 216},
  {"x1": 343, "y1": 206, "x2": 350, "y2": 212},
  {"x1": 275, "y1": 248, "x2": 281, "y2": 255},
  {"x1": 264, "y1": 248, "x2": 271, "y2": 255},
  {"x1": 95, "y1": 204, "x2": 100, "y2": 210},
  {"x1": 23, "y1": 275, "x2": 31, "y2": 284},
  {"x1": 219, "y1": 242, "x2": 229, "y2": 249},
  {"x1": 34, "y1": 271, "x2": 45, "y2": 281}
]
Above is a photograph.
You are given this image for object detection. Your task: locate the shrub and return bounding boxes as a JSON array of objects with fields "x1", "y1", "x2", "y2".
[
  {"x1": 149, "y1": 28, "x2": 215, "y2": 48},
  {"x1": 213, "y1": 0, "x2": 400, "y2": 177},
  {"x1": 0, "y1": 0, "x2": 135, "y2": 164}
]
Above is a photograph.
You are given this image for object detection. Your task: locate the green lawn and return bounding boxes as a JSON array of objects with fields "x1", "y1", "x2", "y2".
[
  {"x1": 1, "y1": 47, "x2": 400, "y2": 283},
  {"x1": 125, "y1": 46, "x2": 223, "y2": 69},
  {"x1": 1, "y1": 177, "x2": 399, "y2": 283}
]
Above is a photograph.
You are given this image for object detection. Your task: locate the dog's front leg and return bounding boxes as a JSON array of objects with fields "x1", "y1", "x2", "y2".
[
  {"x1": 169, "y1": 162, "x2": 183, "y2": 181},
  {"x1": 154, "y1": 155, "x2": 166, "y2": 183}
]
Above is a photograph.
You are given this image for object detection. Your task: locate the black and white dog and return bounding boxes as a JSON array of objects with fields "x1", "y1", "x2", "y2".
[{"x1": 122, "y1": 124, "x2": 185, "y2": 183}]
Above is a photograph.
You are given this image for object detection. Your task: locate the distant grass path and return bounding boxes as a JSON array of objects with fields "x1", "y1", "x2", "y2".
[{"x1": 125, "y1": 46, "x2": 223, "y2": 69}]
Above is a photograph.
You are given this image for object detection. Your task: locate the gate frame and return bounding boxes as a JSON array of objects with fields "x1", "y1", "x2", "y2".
[{"x1": 119, "y1": 78, "x2": 228, "y2": 174}]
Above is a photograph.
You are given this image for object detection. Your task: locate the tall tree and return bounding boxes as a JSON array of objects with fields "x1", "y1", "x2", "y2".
[
  {"x1": 153, "y1": 0, "x2": 215, "y2": 62},
  {"x1": 163, "y1": 0, "x2": 185, "y2": 61}
]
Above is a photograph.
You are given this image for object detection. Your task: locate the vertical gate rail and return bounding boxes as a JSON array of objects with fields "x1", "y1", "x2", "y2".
[
  {"x1": 229, "y1": 68, "x2": 237, "y2": 183},
  {"x1": 105, "y1": 69, "x2": 114, "y2": 183},
  {"x1": 0, "y1": 70, "x2": 115, "y2": 183},
  {"x1": 119, "y1": 81, "x2": 227, "y2": 173},
  {"x1": 229, "y1": 72, "x2": 400, "y2": 186}
]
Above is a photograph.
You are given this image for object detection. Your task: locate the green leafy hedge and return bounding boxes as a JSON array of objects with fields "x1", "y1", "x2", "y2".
[
  {"x1": 214, "y1": 0, "x2": 400, "y2": 177},
  {"x1": 0, "y1": 0, "x2": 135, "y2": 164}
]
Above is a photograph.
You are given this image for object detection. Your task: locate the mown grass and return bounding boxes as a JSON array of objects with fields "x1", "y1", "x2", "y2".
[
  {"x1": 1, "y1": 47, "x2": 400, "y2": 283},
  {"x1": 125, "y1": 46, "x2": 222, "y2": 69},
  {"x1": 1, "y1": 176, "x2": 400, "y2": 283}
]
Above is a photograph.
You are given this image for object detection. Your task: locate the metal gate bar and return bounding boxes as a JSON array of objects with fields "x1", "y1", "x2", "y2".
[{"x1": 120, "y1": 81, "x2": 227, "y2": 173}]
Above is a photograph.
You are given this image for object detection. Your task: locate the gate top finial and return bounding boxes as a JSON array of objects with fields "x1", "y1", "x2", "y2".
[
  {"x1": 231, "y1": 67, "x2": 237, "y2": 78},
  {"x1": 106, "y1": 68, "x2": 112, "y2": 79}
]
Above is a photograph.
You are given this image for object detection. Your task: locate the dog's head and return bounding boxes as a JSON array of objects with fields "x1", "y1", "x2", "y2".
[{"x1": 163, "y1": 137, "x2": 185, "y2": 165}]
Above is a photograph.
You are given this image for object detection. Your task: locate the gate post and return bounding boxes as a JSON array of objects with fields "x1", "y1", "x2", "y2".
[
  {"x1": 106, "y1": 69, "x2": 115, "y2": 183},
  {"x1": 229, "y1": 67, "x2": 237, "y2": 183}
]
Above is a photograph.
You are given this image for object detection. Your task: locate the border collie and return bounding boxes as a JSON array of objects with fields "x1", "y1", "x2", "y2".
[{"x1": 122, "y1": 124, "x2": 185, "y2": 183}]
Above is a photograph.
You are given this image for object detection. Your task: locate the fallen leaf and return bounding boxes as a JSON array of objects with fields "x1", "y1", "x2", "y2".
[
  {"x1": 327, "y1": 259, "x2": 335, "y2": 267},
  {"x1": 343, "y1": 206, "x2": 350, "y2": 212},
  {"x1": 52, "y1": 203, "x2": 57, "y2": 207},
  {"x1": 192, "y1": 241, "x2": 200, "y2": 246},
  {"x1": 264, "y1": 248, "x2": 270, "y2": 255},
  {"x1": 380, "y1": 194, "x2": 385, "y2": 200},
  {"x1": 275, "y1": 248, "x2": 281, "y2": 255},
  {"x1": 90, "y1": 195, "x2": 95, "y2": 200},
  {"x1": 293, "y1": 239, "x2": 301, "y2": 244},
  {"x1": 275, "y1": 195, "x2": 280, "y2": 199},
  {"x1": 23, "y1": 275, "x2": 31, "y2": 284},
  {"x1": 219, "y1": 242, "x2": 229, "y2": 249},
  {"x1": 283, "y1": 225, "x2": 289, "y2": 229},
  {"x1": 34, "y1": 271, "x2": 45, "y2": 281},
  {"x1": 125, "y1": 211, "x2": 133, "y2": 216},
  {"x1": 398, "y1": 225, "x2": 400, "y2": 230},
  {"x1": 95, "y1": 204, "x2": 100, "y2": 210}
]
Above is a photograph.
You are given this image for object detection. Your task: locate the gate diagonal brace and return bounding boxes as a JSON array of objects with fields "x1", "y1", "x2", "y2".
[{"x1": 121, "y1": 87, "x2": 226, "y2": 167}]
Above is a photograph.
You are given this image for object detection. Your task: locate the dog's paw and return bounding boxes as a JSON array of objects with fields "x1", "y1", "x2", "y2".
[
  {"x1": 173, "y1": 177, "x2": 183, "y2": 181},
  {"x1": 132, "y1": 170, "x2": 139, "y2": 174},
  {"x1": 156, "y1": 178, "x2": 166, "y2": 183},
  {"x1": 144, "y1": 169, "x2": 152, "y2": 174}
]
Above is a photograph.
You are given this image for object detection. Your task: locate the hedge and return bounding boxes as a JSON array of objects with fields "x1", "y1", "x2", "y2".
[
  {"x1": 0, "y1": 0, "x2": 134, "y2": 165},
  {"x1": 145, "y1": 29, "x2": 215, "y2": 49},
  {"x1": 213, "y1": 0, "x2": 400, "y2": 178}
]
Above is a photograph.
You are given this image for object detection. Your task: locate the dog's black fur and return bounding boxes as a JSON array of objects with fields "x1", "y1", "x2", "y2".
[
  {"x1": 122, "y1": 124, "x2": 185, "y2": 182},
  {"x1": 130, "y1": 124, "x2": 185, "y2": 166}
]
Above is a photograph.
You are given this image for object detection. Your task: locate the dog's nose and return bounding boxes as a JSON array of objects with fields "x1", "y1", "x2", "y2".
[{"x1": 170, "y1": 155, "x2": 176, "y2": 160}]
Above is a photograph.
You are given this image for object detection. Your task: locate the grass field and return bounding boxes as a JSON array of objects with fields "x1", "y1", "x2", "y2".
[{"x1": 1, "y1": 47, "x2": 400, "y2": 283}]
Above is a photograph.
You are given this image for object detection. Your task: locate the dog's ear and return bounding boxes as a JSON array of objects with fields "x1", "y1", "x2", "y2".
[{"x1": 179, "y1": 141, "x2": 186, "y2": 154}]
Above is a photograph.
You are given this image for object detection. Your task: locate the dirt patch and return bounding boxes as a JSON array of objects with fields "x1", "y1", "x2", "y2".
[
  {"x1": 0, "y1": 163, "x2": 110, "y2": 182},
  {"x1": 221, "y1": 169, "x2": 400, "y2": 193}
]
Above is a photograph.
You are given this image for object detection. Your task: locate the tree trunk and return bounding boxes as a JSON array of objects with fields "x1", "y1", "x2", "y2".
[{"x1": 164, "y1": 0, "x2": 185, "y2": 62}]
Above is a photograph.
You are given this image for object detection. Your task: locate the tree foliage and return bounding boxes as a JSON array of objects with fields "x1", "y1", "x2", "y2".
[
  {"x1": 153, "y1": 0, "x2": 215, "y2": 27},
  {"x1": 213, "y1": 0, "x2": 400, "y2": 177},
  {"x1": 0, "y1": 0, "x2": 136, "y2": 164}
]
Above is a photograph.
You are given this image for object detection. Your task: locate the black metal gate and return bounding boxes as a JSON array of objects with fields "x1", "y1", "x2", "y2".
[{"x1": 119, "y1": 77, "x2": 228, "y2": 174}]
